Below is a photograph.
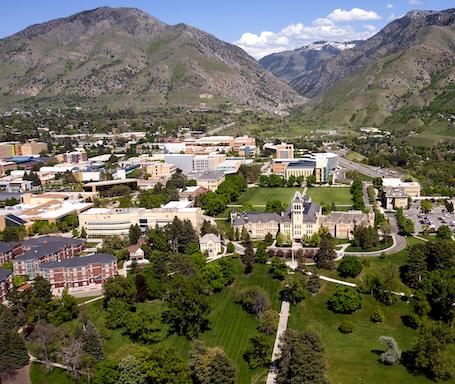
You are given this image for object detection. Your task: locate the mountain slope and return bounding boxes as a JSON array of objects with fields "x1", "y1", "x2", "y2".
[
  {"x1": 303, "y1": 9, "x2": 455, "y2": 127},
  {"x1": 259, "y1": 41, "x2": 359, "y2": 84},
  {"x1": 0, "y1": 7, "x2": 305, "y2": 114}
]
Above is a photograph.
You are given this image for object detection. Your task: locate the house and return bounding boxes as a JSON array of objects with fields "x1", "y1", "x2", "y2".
[
  {"x1": 39, "y1": 253, "x2": 117, "y2": 289},
  {"x1": 0, "y1": 241, "x2": 22, "y2": 264},
  {"x1": 124, "y1": 237, "x2": 150, "y2": 270},
  {"x1": 200, "y1": 233, "x2": 222, "y2": 257},
  {"x1": 13, "y1": 236, "x2": 85, "y2": 279},
  {"x1": 0, "y1": 268, "x2": 12, "y2": 303},
  {"x1": 179, "y1": 186, "x2": 209, "y2": 200}
]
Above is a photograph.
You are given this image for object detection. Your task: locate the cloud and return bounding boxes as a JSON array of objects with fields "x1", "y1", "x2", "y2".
[
  {"x1": 388, "y1": 13, "x2": 396, "y2": 21},
  {"x1": 327, "y1": 8, "x2": 382, "y2": 22},
  {"x1": 234, "y1": 8, "x2": 381, "y2": 59},
  {"x1": 386, "y1": 3, "x2": 394, "y2": 9},
  {"x1": 408, "y1": 0, "x2": 423, "y2": 4}
]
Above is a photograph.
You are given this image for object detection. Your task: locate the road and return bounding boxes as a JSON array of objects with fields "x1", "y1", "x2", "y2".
[
  {"x1": 338, "y1": 156, "x2": 403, "y2": 179},
  {"x1": 266, "y1": 301, "x2": 290, "y2": 384}
]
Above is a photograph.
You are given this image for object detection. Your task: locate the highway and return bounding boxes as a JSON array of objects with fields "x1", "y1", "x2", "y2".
[{"x1": 338, "y1": 156, "x2": 403, "y2": 179}]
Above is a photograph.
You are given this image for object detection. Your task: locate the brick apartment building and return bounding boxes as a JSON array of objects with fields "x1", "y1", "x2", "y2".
[
  {"x1": 39, "y1": 253, "x2": 117, "y2": 289},
  {"x1": 13, "y1": 236, "x2": 85, "y2": 279},
  {"x1": 0, "y1": 268, "x2": 12, "y2": 303},
  {"x1": 0, "y1": 241, "x2": 22, "y2": 264}
]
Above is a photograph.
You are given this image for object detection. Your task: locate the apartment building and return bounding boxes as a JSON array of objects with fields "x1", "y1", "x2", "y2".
[
  {"x1": 0, "y1": 269, "x2": 12, "y2": 303},
  {"x1": 79, "y1": 201, "x2": 203, "y2": 238},
  {"x1": 13, "y1": 236, "x2": 85, "y2": 279},
  {"x1": 145, "y1": 162, "x2": 176, "y2": 182},
  {"x1": 39, "y1": 253, "x2": 117, "y2": 289},
  {"x1": 0, "y1": 241, "x2": 22, "y2": 264},
  {"x1": 55, "y1": 149, "x2": 88, "y2": 164}
]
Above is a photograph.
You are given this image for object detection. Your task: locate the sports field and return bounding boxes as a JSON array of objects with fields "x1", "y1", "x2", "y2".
[
  {"x1": 307, "y1": 187, "x2": 353, "y2": 206},
  {"x1": 236, "y1": 187, "x2": 304, "y2": 206}
]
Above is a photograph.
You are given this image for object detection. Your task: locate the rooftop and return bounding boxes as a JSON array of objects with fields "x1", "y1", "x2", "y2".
[
  {"x1": 40, "y1": 253, "x2": 116, "y2": 269},
  {"x1": 0, "y1": 268, "x2": 12, "y2": 282}
]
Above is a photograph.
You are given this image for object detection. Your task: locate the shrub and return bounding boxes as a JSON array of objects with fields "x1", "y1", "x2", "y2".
[
  {"x1": 258, "y1": 310, "x2": 279, "y2": 335},
  {"x1": 226, "y1": 242, "x2": 235, "y2": 253},
  {"x1": 327, "y1": 287, "x2": 362, "y2": 314},
  {"x1": 338, "y1": 320, "x2": 354, "y2": 334},
  {"x1": 337, "y1": 256, "x2": 363, "y2": 278},
  {"x1": 370, "y1": 307, "x2": 385, "y2": 323},
  {"x1": 379, "y1": 336, "x2": 401, "y2": 365},
  {"x1": 235, "y1": 287, "x2": 270, "y2": 316}
]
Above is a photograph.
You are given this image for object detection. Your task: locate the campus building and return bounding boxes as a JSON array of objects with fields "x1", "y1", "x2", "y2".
[
  {"x1": 382, "y1": 178, "x2": 421, "y2": 198},
  {"x1": 145, "y1": 162, "x2": 176, "y2": 182},
  {"x1": 0, "y1": 268, "x2": 12, "y2": 303},
  {"x1": 78, "y1": 201, "x2": 204, "y2": 238},
  {"x1": 13, "y1": 236, "x2": 85, "y2": 279},
  {"x1": 264, "y1": 142, "x2": 294, "y2": 159},
  {"x1": 231, "y1": 191, "x2": 373, "y2": 241},
  {"x1": 189, "y1": 171, "x2": 225, "y2": 191},
  {"x1": 0, "y1": 241, "x2": 22, "y2": 264},
  {"x1": 200, "y1": 233, "x2": 222, "y2": 257},
  {"x1": 39, "y1": 253, "x2": 117, "y2": 289}
]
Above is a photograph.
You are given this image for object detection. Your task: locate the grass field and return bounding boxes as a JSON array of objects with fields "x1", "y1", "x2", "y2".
[
  {"x1": 307, "y1": 187, "x2": 353, "y2": 206},
  {"x1": 288, "y1": 281, "x2": 444, "y2": 384},
  {"x1": 30, "y1": 364, "x2": 73, "y2": 384},
  {"x1": 237, "y1": 187, "x2": 304, "y2": 206}
]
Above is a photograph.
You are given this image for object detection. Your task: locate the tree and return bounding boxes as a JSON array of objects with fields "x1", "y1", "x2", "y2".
[
  {"x1": 48, "y1": 289, "x2": 79, "y2": 324},
  {"x1": 235, "y1": 287, "x2": 270, "y2": 316},
  {"x1": 370, "y1": 307, "x2": 385, "y2": 323},
  {"x1": 163, "y1": 276, "x2": 210, "y2": 338},
  {"x1": 93, "y1": 359, "x2": 120, "y2": 384},
  {"x1": 81, "y1": 320, "x2": 104, "y2": 361},
  {"x1": 118, "y1": 355, "x2": 146, "y2": 384},
  {"x1": 136, "y1": 346, "x2": 191, "y2": 383},
  {"x1": 200, "y1": 220, "x2": 219, "y2": 237},
  {"x1": 280, "y1": 274, "x2": 307, "y2": 304},
  {"x1": 401, "y1": 243, "x2": 427, "y2": 288},
  {"x1": 314, "y1": 237, "x2": 336, "y2": 270},
  {"x1": 80, "y1": 226, "x2": 87, "y2": 238},
  {"x1": 306, "y1": 175, "x2": 316, "y2": 187},
  {"x1": 191, "y1": 342, "x2": 236, "y2": 384},
  {"x1": 0, "y1": 307, "x2": 28, "y2": 372},
  {"x1": 265, "y1": 200, "x2": 284, "y2": 213},
  {"x1": 277, "y1": 329, "x2": 328, "y2": 384},
  {"x1": 103, "y1": 276, "x2": 136, "y2": 306},
  {"x1": 243, "y1": 335, "x2": 270, "y2": 369},
  {"x1": 60, "y1": 338, "x2": 84, "y2": 378},
  {"x1": 129, "y1": 224, "x2": 141, "y2": 245},
  {"x1": 327, "y1": 287, "x2": 362, "y2": 314},
  {"x1": 338, "y1": 320, "x2": 354, "y2": 334},
  {"x1": 436, "y1": 225, "x2": 452, "y2": 240},
  {"x1": 337, "y1": 256, "x2": 363, "y2": 278},
  {"x1": 396, "y1": 208, "x2": 414, "y2": 236},
  {"x1": 255, "y1": 242, "x2": 268, "y2": 264},
  {"x1": 308, "y1": 274, "x2": 321, "y2": 295},
  {"x1": 31, "y1": 321, "x2": 60, "y2": 371},
  {"x1": 105, "y1": 298, "x2": 131, "y2": 329},
  {"x1": 352, "y1": 226, "x2": 379, "y2": 250},
  {"x1": 258, "y1": 310, "x2": 279, "y2": 335},
  {"x1": 269, "y1": 257, "x2": 287, "y2": 280},
  {"x1": 276, "y1": 231, "x2": 287, "y2": 246},
  {"x1": 379, "y1": 336, "x2": 401, "y2": 365},
  {"x1": 420, "y1": 199, "x2": 433, "y2": 214},
  {"x1": 124, "y1": 309, "x2": 161, "y2": 344},
  {"x1": 241, "y1": 240, "x2": 255, "y2": 273},
  {"x1": 226, "y1": 242, "x2": 235, "y2": 253}
]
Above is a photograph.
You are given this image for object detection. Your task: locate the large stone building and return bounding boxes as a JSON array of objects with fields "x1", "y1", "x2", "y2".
[
  {"x1": 231, "y1": 191, "x2": 373, "y2": 241},
  {"x1": 79, "y1": 201, "x2": 203, "y2": 238}
]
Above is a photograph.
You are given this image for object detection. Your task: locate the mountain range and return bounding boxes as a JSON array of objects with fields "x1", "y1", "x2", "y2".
[
  {"x1": 0, "y1": 7, "x2": 305, "y2": 114},
  {"x1": 0, "y1": 6, "x2": 454, "y2": 128}
]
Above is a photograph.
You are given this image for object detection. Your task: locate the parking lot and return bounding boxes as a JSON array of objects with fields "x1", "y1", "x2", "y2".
[{"x1": 406, "y1": 201, "x2": 455, "y2": 234}]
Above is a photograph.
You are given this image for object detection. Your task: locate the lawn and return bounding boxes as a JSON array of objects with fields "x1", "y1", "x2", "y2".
[
  {"x1": 236, "y1": 187, "x2": 304, "y2": 206},
  {"x1": 288, "y1": 281, "x2": 444, "y2": 384},
  {"x1": 307, "y1": 187, "x2": 353, "y2": 206},
  {"x1": 82, "y1": 259, "x2": 280, "y2": 384},
  {"x1": 30, "y1": 363, "x2": 73, "y2": 384},
  {"x1": 345, "y1": 238, "x2": 393, "y2": 252}
]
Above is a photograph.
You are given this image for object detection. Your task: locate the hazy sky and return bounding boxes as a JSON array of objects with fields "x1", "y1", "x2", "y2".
[{"x1": 0, "y1": 0, "x2": 453, "y2": 58}]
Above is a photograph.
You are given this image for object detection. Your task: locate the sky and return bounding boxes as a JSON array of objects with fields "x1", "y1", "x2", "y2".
[{"x1": 0, "y1": 0, "x2": 453, "y2": 59}]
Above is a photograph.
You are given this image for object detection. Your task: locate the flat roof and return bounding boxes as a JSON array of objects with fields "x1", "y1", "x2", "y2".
[{"x1": 83, "y1": 179, "x2": 138, "y2": 187}]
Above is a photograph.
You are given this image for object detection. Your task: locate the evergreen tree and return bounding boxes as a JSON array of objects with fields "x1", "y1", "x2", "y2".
[
  {"x1": 243, "y1": 335, "x2": 270, "y2": 369},
  {"x1": 129, "y1": 224, "x2": 141, "y2": 245},
  {"x1": 118, "y1": 355, "x2": 146, "y2": 384},
  {"x1": 402, "y1": 243, "x2": 428, "y2": 288},
  {"x1": 242, "y1": 240, "x2": 255, "y2": 273},
  {"x1": 314, "y1": 237, "x2": 336, "y2": 270},
  {"x1": 135, "y1": 274, "x2": 148, "y2": 302},
  {"x1": 82, "y1": 320, "x2": 104, "y2": 361},
  {"x1": 191, "y1": 342, "x2": 236, "y2": 384}
]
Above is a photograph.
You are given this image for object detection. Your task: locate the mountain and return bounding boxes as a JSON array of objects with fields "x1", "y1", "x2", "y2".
[
  {"x1": 302, "y1": 9, "x2": 455, "y2": 127},
  {"x1": 259, "y1": 41, "x2": 360, "y2": 84},
  {"x1": 0, "y1": 7, "x2": 305, "y2": 114}
]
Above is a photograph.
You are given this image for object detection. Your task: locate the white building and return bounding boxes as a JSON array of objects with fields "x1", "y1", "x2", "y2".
[{"x1": 200, "y1": 233, "x2": 222, "y2": 257}]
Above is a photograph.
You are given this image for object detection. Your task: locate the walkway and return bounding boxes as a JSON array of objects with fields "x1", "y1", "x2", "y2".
[
  {"x1": 266, "y1": 301, "x2": 290, "y2": 384},
  {"x1": 4, "y1": 364, "x2": 30, "y2": 384}
]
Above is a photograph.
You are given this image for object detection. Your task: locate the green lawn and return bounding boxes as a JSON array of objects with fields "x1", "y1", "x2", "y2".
[
  {"x1": 82, "y1": 259, "x2": 280, "y2": 384},
  {"x1": 345, "y1": 238, "x2": 393, "y2": 252},
  {"x1": 30, "y1": 363, "x2": 73, "y2": 384},
  {"x1": 288, "y1": 281, "x2": 444, "y2": 384},
  {"x1": 237, "y1": 187, "x2": 304, "y2": 206},
  {"x1": 307, "y1": 187, "x2": 353, "y2": 206}
]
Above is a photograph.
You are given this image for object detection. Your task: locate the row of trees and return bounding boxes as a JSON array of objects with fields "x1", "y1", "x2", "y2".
[
  {"x1": 396, "y1": 208, "x2": 415, "y2": 236},
  {"x1": 351, "y1": 179, "x2": 365, "y2": 210}
]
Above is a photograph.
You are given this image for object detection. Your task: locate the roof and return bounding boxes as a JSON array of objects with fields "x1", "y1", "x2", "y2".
[
  {"x1": 286, "y1": 161, "x2": 315, "y2": 169},
  {"x1": 0, "y1": 241, "x2": 20, "y2": 254},
  {"x1": 40, "y1": 253, "x2": 116, "y2": 269},
  {"x1": 232, "y1": 212, "x2": 281, "y2": 226},
  {"x1": 0, "y1": 268, "x2": 12, "y2": 282},
  {"x1": 200, "y1": 233, "x2": 221, "y2": 243},
  {"x1": 189, "y1": 171, "x2": 225, "y2": 181},
  {"x1": 16, "y1": 236, "x2": 85, "y2": 261},
  {"x1": 321, "y1": 211, "x2": 370, "y2": 225}
]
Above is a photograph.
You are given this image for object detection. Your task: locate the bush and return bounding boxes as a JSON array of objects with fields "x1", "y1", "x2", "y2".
[
  {"x1": 379, "y1": 336, "x2": 401, "y2": 365},
  {"x1": 338, "y1": 320, "x2": 354, "y2": 334},
  {"x1": 370, "y1": 307, "x2": 385, "y2": 323},
  {"x1": 337, "y1": 256, "x2": 363, "y2": 278},
  {"x1": 235, "y1": 287, "x2": 270, "y2": 316},
  {"x1": 327, "y1": 287, "x2": 362, "y2": 314},
  {"x1": 258, "y1": 310, "x2": 279, "y2": 335},
  {"x1": 226, "y1": 242, "x2": 235, "y2": 253}
]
